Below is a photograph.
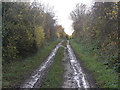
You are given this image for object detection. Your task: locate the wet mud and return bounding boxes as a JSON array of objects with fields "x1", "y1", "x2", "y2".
[
  {"x1": 19, "y1": 40, "x2": 98, "y2": 88},
  {"x1": 62, "y1": 40, "x2": 98, "y2": 88},
  {"x1": 20, "y1": 40, "x2": 64, "y2": 88}
]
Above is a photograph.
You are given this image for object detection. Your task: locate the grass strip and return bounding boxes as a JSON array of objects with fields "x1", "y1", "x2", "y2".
[
  {"x1": 70, "y1": 40, "x2": 119, "y2": 88},
  {"x1": 61, "y1": 40, "x2": 67, "y2": 47},
  {"x1": 2, "y1": 40, "x2": 61, "y2": 88},
  {"x1": 42, "y1": 47, "x2": 64, "y2": 88}
]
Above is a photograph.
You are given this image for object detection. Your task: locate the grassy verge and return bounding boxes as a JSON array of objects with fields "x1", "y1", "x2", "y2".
[
  {"x1": 70, "y1": 40, "x2": 119, "y2": 88},
  {"x1": 42, "y1": 47, "x2": 64, "y2": 88},
  {"x1": 2, "y1": 39, "x2": 61, "y2": 88}
]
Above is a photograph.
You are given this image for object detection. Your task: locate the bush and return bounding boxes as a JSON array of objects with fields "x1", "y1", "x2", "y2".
[{"x1": 34, "y1": 26, "x2": 45, "y2": 48}]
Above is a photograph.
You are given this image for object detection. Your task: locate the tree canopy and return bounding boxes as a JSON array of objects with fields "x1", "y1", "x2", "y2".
[
  {"x1": 71, "y1": 2, "x2": 119, "y2": 72},
  {"x1": 2, "y1": 2, "x2": 58, "y2": 63}
]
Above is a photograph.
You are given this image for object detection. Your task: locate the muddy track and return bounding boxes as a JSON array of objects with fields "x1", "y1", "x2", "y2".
[
  {"x1": 62, "y1": 40, "x2": 98, "y2": 88},
  {"x1": 62, "y1": 46, "x2": 77, "y2": 88},
  {"x1": 20, "y1": 40, "x2": 64, "y2": 88},
  {"x1": 19, "y1": 40, "x2": 97, "y2": 88}
]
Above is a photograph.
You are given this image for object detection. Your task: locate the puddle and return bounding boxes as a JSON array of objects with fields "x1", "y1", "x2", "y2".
[
  {"x1": 21, "y1": 40, "x2": 64, "y2": 88},
  {"x1": 62, "y1": 40, "x2": 90, "y2": 88}
]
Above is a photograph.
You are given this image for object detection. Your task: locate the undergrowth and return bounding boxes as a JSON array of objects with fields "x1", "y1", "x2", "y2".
[
  {"x1": 71, "y1": 39, "x2": 119, "y2": 88},
  {"x1": 2, "y1": 40, "x2": 61, "y2": 88}
]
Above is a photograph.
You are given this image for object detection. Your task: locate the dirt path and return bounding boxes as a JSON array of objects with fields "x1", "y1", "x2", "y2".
[
  {"x1": 62, "y1": 40, "x2": 97, "y2": 88},
  {"x1": 20, "y1": 40, "x2": 97, "y2": 88},
  {"x1": 62, "y1": 46, "x2": 77, "y2": 88},
  {"x1": 20, "y1": 40, "x2": 64, "y2": 88}
]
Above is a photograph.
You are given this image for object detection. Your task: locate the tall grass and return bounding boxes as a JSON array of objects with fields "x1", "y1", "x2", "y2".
[
  {"x1": 71, "y1": 40, "x2": 119, "y2": 88},
  {"x1": 2, "y1": 40, "x2": 61, "y2": 88}
]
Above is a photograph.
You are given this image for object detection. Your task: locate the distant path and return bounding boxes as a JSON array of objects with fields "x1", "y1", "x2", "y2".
[
  {"x1": 20, "y1": 40, "x2": 64, "y2": 88},
  {"x1": 62, "y1": 40, "x2": 97, "y2": 88}
]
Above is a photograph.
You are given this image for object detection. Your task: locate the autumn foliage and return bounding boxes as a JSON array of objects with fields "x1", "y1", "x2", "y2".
[
  {"x1": 2, "y1": 2, "x2": 58, "y2": 63},
  {"x1": 56, "y1": 25, "x2": 68, "y2": 39},
  {"x1": 71, "y1": 2, "x2": 119, "y2": 72}
]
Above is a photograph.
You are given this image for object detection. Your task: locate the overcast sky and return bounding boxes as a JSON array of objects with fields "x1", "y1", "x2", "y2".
[{"x1": 37, "y1": 0, "x2": 93, "y2": 35}]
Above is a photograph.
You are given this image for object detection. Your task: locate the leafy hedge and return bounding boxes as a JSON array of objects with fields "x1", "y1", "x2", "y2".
[
  {"x1": 71, "y1": 2, "x2": 119, "y2": 72},
  {"x1": 2, "y1": 2, "x2": 57, "y2": 63}
]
